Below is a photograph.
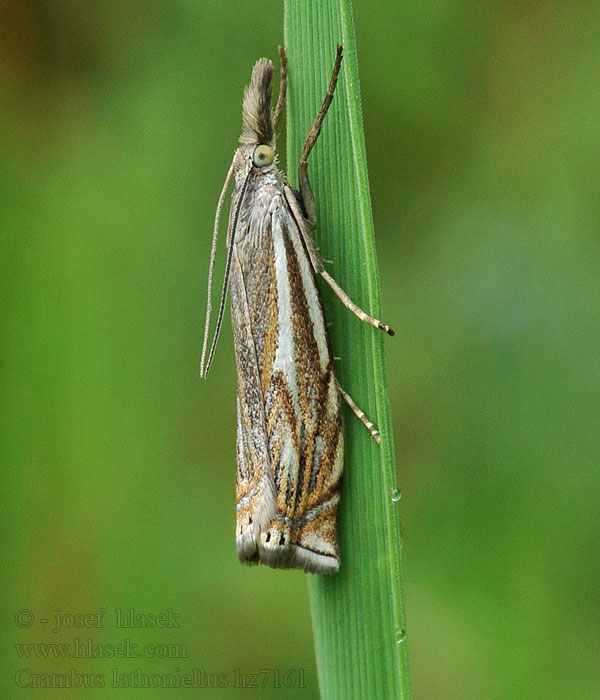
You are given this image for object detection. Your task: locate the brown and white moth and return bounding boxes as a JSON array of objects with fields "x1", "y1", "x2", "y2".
[{"x1": 201, "y1": 46, "x2": 393, "y2": 574}]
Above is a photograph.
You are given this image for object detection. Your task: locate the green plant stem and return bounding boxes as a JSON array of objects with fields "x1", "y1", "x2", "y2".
[{"x1": 283, "y1": 1, "x2": 411, "y2": 698}]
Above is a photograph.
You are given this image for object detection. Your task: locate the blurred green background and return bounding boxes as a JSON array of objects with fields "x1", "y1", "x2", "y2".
[{"x1": 2, "y1": 1, "x2": 599, "y2": 698}]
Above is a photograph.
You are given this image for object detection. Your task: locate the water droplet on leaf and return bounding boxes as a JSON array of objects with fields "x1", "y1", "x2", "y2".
[{"x1": 394, "y1": 628, "x2": 406, "y2": 644}]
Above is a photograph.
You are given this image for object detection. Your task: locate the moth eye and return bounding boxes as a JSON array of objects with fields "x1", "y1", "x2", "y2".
[{"x1": 252, "y1": 144, "x2": 275, "y2": 167}]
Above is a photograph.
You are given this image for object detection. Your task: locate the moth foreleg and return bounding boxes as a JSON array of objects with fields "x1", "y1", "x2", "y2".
[
  {"x1": 272, "y1": 46, "x2": 288, "y2": 130},
  {"x1": 337, "y1": 381, "x2": 381, "y2": 444},
  {"x1": 298, "y1": 45, "x2": 344, "y2": 229},
  {"x1": 320, "y1": 268, "x2": 395, "y2": 336}
]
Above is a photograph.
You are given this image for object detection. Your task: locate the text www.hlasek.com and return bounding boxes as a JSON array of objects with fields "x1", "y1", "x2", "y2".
[{"x1": 15, "y1": 637, "x2": 187, "y2": 659}]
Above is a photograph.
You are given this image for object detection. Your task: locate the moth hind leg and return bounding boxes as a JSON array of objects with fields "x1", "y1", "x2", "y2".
[{"x1": 337, "y1": 381, "x2": 381, "y2": 444}]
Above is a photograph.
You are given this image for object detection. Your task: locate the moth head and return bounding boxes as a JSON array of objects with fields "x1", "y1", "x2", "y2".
[{"x1": 252, "y1": 144, "x2": 275, "y2": 168}]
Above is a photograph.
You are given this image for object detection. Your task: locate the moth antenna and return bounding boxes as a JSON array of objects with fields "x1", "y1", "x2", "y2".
[
  {"x1": 200, "y1": 159, "x2": 234, "y2": 377},
  {"x1": 201, "y1": 167, "x2": 252, "y2": 377}
]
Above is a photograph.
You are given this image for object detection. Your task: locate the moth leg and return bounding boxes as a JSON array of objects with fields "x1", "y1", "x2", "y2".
[
  {"x1": 298, "y1": 45, "x2": 343, "y2": 229},
  {"x1": 320, "y1": 268, "x2": 395, "y2": 336},
  {"x1": 283, "y1": 184, "x2": 395, "y2": 337},
  {"x1": 272, "y1": 46, "x2": 287, "y2": 130},
  {"x1": 281, "y1": 46, "x2": 393, "y2": 338},
  {"x1": 337, "y1": 381, "x2": 381, "y2": 444}
]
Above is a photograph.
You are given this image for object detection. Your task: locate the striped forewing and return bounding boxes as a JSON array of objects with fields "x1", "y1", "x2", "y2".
[{"x1": 230, "y1": 177, "x2": 343, "y2": 574}]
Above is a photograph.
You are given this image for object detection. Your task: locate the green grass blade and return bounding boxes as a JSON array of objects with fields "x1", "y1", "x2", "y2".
[{"x1": 284, "y1": 1, "x2": 412, "y2": 698}]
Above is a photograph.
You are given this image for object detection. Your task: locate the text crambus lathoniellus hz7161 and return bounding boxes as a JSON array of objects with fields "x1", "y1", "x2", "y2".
[{"x1": 200, "y1": 46, "x2": 393, "y2": 574}]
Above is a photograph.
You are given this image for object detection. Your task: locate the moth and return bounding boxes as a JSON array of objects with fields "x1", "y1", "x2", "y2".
[{"x1": 201, "y1": 45, "x2": 393, "y2": 574}]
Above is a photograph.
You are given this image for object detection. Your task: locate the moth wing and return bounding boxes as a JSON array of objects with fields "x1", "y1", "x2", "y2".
[
  {"x1": 229, "y1": 243, "x2": 277, "y2": 564},
  {"x1": 230, "y1": 186, "x2": 343, "y2": 574},
  {"x1": 258, "y1": 199, "x2": 343, "y2": 573}
]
